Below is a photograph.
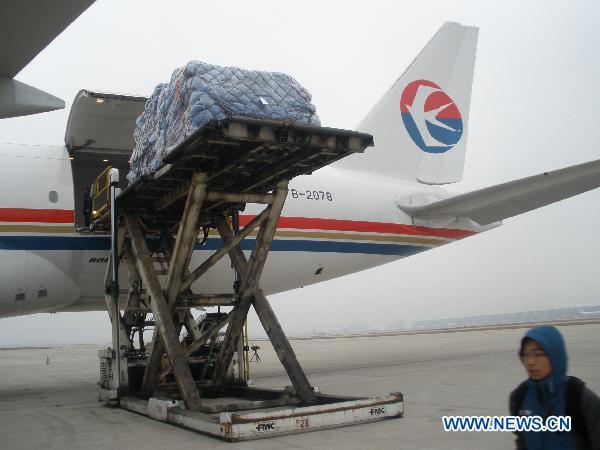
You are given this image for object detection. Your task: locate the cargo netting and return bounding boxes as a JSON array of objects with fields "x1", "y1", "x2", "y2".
[{"x1": 128, "y1": 61, "x2": 320, "y2": 182}]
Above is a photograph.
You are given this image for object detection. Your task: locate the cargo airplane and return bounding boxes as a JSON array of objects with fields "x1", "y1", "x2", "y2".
[{"x1": 2, "y1": 17, "x2": 600, "y2": 319}]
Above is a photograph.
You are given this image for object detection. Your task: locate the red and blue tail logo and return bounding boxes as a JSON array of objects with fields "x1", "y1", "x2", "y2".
[{"x1": 400, "y1": 80, "x2": 463, "y2": 154}]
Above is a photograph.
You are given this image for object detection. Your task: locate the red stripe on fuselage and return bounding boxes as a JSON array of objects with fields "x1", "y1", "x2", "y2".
[
  {"x1": 239, "y1": 215, "x2": 475, "y2": 240},
  {"x1": 0, "y1": 208, "x2": 75, "y2": 223},
  {"x1": 0, "y1": 208, "x2": 475, "y2": 240}
]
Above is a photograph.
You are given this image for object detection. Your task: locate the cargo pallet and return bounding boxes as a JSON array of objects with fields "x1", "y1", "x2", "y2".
[{"x1": 96, "y1": 117, "x2": 403, "y2": 441}]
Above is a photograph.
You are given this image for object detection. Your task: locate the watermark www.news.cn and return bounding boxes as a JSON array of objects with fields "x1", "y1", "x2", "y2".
[{"x1": 442, "y1": 415, "x2": 571, "y2": 432}]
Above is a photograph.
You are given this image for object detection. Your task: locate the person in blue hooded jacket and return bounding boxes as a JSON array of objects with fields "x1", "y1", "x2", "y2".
[{"x1": 509, "y1": 325, "x2": 600, "y2": 449}]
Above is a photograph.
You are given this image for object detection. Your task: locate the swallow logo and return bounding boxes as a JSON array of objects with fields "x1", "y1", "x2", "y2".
[{"x1": 400, "y1": 80, "x2": 463, "y2": 154}]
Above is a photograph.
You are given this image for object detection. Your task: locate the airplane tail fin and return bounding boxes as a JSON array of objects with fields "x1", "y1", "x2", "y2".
[{"x1": 336, "y1": 22, "x2": 478, "y2": 185}]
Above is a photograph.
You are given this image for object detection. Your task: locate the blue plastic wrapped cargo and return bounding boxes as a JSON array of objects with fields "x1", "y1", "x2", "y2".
[{"x1": 128, "y1": 61, "x2": 320, "y2": 182}]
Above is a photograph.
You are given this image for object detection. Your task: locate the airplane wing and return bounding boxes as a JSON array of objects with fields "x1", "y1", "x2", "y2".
[
  {"x1": 398, "y1": 158, "x2": 600, "y2": 226},
  {"x1": 0, "y1": 0, "x2": 96, "y2": 118}
]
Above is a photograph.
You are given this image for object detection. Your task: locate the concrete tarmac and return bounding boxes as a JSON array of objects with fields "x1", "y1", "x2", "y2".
[{"x1": 0, "y1": 323, "x2": 598, "y2": 449}]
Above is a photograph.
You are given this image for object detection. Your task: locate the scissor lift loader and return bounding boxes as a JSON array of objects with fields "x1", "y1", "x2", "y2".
[{"x1": 96, "y1": 117, "x2": 404, "y2": 441}]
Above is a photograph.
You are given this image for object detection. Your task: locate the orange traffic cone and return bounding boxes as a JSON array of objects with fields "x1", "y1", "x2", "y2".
[{"x1": 45, "y1": 356, "x2": 50, "y2": 364}]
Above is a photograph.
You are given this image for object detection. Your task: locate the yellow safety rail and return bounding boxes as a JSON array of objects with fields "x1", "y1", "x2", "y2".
[{"x1": 92, "y1": 166, "x2": 112, "y2": 220}]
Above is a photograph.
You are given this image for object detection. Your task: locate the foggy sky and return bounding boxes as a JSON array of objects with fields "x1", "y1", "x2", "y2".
[{"x1": 1, "y1": 0, "x2": 600, "y2": 345}]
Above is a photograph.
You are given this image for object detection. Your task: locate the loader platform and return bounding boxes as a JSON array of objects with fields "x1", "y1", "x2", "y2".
[{"x1": 92, "y1": 117, "x2": 373, "y2": 232}]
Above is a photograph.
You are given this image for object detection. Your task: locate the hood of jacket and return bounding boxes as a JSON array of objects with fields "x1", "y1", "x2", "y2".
[{"x1": 521, "y1": 325, "x2": 568, "y2": 392}]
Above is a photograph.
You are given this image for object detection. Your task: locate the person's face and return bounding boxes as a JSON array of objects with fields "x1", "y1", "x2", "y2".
[{"x1": 520, "y1": 340, "x2": 552, "y2": 380}]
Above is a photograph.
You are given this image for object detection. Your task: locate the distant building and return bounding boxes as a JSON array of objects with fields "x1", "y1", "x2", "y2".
[{"x1": 412, "y1": 305, "x2": 600, "y2": 330}]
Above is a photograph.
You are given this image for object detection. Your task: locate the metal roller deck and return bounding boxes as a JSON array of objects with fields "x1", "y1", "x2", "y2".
[{"x1": 94, "y1": 117, "x2": 373, "y2": 232}]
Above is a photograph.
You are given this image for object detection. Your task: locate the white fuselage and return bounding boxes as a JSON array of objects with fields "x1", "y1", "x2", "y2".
[{"x1": 0, "y1": 143, "x2": 480, "y2": 318}]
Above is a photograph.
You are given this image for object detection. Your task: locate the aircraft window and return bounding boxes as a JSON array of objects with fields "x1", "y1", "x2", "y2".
[
  {"x1": 37, "y1": 288, "x2": 48, "y2": 298},
  {"x1": 49, "y1": 191, "x2": 59, "y2": 203},
  {"x1": 15, "y1": 290, "x2": 25, "y2": 301}
]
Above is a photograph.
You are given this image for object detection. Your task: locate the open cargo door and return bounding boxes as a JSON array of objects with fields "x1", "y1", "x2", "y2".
[{"x1": 65, "y1": 90, "x2": 146, "y2": 227}]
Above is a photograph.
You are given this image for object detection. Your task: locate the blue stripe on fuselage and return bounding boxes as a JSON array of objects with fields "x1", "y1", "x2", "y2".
[{"x1": 0, "y1": 235, "x2": 428, "y2": 256}]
